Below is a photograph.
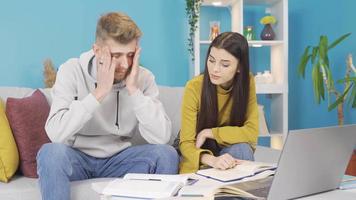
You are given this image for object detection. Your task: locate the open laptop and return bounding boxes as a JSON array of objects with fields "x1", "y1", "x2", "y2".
[{"x1": 229, "y1": 125, "x2": 356, "y2": 200}]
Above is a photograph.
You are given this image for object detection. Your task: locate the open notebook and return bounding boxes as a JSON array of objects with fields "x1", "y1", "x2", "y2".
[
  {"x1": 197, "y1": 161, "x2": 277, "y2": 182},
  {"x1": 101, "y1": 173, "x2": 197, "y2": 199}
]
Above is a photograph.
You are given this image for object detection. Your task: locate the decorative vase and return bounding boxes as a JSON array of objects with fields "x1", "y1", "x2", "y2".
[{"x1": 260, "y1": 24, "x2": 275, "y2": 40}]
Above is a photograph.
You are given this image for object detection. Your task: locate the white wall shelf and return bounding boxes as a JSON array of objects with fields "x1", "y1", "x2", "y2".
[
  {"x1": 200, "y1": 40, "x2": 284, "y2": 47},
  {"x1": 202, "y1": 0, "x2": 237, "y2": 7},
  {"x1": 248, "y1": 40, "x2": 284, "y2": 46},
  {"x1": 193, "y1": 0, "x2": 289, "y2": 139},
  {"x1": 202, "y1": 0, "x2": 282, "y2": 6}
]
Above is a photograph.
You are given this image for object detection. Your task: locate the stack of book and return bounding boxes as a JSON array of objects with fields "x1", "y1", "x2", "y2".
[{"x1": 92, "y1": 161, "x2": 277, "y2": 199}]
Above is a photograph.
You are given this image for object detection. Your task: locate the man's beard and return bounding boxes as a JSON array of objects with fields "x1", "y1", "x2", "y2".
[{"x1": 114, "y1": 66, "x2": 132, "y2": 84}]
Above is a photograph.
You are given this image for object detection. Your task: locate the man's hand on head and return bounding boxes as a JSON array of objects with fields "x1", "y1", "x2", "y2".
[
  {"x1": 125, "y1": 46, "x2": 141, "y2": 95},
  {"x1": 93, "y1": 46, "x2": 115, "y2": 102}
]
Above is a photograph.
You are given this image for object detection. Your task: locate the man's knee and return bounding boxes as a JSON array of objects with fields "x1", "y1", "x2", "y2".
[
  {"x1": 37, "y1": 143, "x2": 70, "y2": 171},
  {"x1": 152, "y1": 144, "x2": 179, "y2": 167},
  {"x1": 152, "y1": 144, "x2": 179, "y2": 162},
  {"x1": 150, "y1": 144, "x2": 179, "y2": 172}
]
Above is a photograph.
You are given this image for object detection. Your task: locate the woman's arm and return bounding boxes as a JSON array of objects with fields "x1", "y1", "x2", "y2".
[{"x1": 179, "y1": 79, "x2": 213, "y2": 173}]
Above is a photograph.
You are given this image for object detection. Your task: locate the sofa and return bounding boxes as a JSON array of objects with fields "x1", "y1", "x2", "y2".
[{"x1": 0, "y1": 86, "x2": 281, "y2": 200}]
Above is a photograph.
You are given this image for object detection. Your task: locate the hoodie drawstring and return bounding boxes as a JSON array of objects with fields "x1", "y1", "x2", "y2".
[
  {"x1": 115, "y1": 91, "x2": 120, "y2": 128},
  {"x1": 94, "y1": 82, "x2": 119, "y2": 129}
]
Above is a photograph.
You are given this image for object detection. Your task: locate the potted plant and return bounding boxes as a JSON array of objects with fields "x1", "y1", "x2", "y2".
[
  {"x1": 186, "y1": 0, "x2": 202, "y2": 62},
  {"x1": 260, "y1": 15, "x2": 277, "y2": 40},
  {"x1": 297, "y1": 33, "x2": 356, "y2": 125},
  {"x1": 43, "y1": 59, "x2": 57, "y2": 88}
]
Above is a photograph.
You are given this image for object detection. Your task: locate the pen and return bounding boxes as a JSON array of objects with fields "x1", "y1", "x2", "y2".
[
  {"x1": 187, "y1": 178, "x2": 199, "y2": 185},
  {"x1": 181, "y1": 194, "x2": 204, "y2": 197},
  {"x1": 128, "y1": 178, "x2": 162, "y2": 181},
  {"x1": 148, "y1": 178, "x2": 161, "y2": 181}
]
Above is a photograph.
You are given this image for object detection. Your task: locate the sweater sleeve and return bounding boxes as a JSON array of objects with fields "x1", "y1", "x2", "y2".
[
  {"x1": 211, "y1": 76, "x2": 259, "y2": 149},
  {"x1": 45, "y1": 62, "x2": 100, "y2": 143},
  {"x1": 179, "y1": 80, "x2": 212, "y2": 173},
  {"x1": 127, "y1": 71, "x2": 172, "y2": 144}
]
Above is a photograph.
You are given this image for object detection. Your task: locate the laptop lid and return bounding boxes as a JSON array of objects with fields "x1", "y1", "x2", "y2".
[{"x1": 268, "y1": 125, "x2": 356, "y2": 200}]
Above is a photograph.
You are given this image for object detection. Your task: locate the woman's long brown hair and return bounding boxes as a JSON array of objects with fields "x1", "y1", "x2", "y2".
[{"x1": 197, "y1": 32, "x2": 250, "y2": 155}]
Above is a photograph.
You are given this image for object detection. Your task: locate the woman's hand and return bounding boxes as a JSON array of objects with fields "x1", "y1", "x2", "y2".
[
  {"x1": 211, "y1": 153, "x2": 242, "y2": 170},
  {"x1": 201, "y1": 153, "x2": 242, "y2": 170},
  {"x1": 195, "y1": 129, "x2": 214, "y2": 148}
]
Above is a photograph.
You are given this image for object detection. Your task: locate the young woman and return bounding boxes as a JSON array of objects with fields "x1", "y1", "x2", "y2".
[{"x1": 179, "y1": 32, "x2": 258, "y2": 173}]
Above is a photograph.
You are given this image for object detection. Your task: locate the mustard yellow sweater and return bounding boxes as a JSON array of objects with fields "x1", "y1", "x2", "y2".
[{"x1": 179, "y1": 75, "x2": 259, "y2": 174}]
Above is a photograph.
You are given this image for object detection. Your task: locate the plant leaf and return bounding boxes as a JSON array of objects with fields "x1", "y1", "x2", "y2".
[
  {"x1": 319, "y1": 35, "x2": 328, "y2": 62},
  {"x1": 338, "y1": 77, "x2": 356, "y2": 83},
  {"x1": 318, "y1": 61, "x2": 327, "y2": 100},
  {"x1": 324, "y1": 64, "x2": 334, "y2": 89},
  {"x1": 324, "y1": 54, "x2": 330, "y2": 69},
  {"x1": 319, "y1": 70, "x2": 325, "y2": 100},
  {"x1": 328, "y1": 84, "x2": 352, "y2": 111},
  {"x1": 312, "y1": 63, "x2": 323, "y2": 103},
  {"x1": 328, "y1": 33, "x2": 351, "y2": 50},
  {"x1": 311, "y1": 47, "x2": 318, "y2": 64},
  {"x1": 349, "y1": 83, "x2": 356, "y2": 107},
  {"x1": 297, "y1": 46, "x2": 311, "y2": 78}
]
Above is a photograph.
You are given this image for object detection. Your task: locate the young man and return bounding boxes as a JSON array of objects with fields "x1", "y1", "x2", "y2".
[{"x1": 36, "y1": 12, "x2": 179, "y2": 200}]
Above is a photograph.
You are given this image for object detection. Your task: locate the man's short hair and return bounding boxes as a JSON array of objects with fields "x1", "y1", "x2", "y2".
[{"x1": 96, "y1": 12, "x2": 142, "y2": 44}]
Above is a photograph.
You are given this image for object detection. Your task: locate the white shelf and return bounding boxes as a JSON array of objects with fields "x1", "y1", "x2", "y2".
[
  {"x1": 200, "y1": 40, "x2": 212, "y2": 44},
  {"x1": 202, "y1": 0, "x2": 281, "y2": 6},
  {"x1": 200, "y1": 40, "x2": 284, "y2": 47},
  {"x1": 248, "y1": 40, "x2": 284, "y2": 46},
  {"x1": 256, "y1": 83, "x2": 284, "y2": 94},
  {"x1": 201, "y1": 0, "x2": 236, "y2": 7},
  {"x1": 245, "y1": 0, "x2": 281, "y2": 6}
]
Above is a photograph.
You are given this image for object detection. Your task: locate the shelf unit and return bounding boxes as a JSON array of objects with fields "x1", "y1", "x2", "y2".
[{"x1": 193, "y1": 0, "x2": 288, "y2": 145}]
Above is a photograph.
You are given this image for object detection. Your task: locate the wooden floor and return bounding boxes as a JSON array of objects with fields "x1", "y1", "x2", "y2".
[{"x1": 346, "y1": 150, "x2": 356, "y2": 176}]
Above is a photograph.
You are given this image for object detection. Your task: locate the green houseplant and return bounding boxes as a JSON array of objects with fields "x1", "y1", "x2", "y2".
[
  {"x1": 297, "y1": 33, "x2": 356, "y2": 125},
  {"x1": 186, "y1": 0, "x2": 202, "y2": 62}
]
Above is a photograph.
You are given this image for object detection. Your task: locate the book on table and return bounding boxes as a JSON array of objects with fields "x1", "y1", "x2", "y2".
[
  {"x1": 179, "y1": 175, "x2": 274, "y2": 200},
  {"x1": 196, "y1": 161, "x2": 277, "y2": 182},
  {"x1": 339, "y1": 175, "x2": 356, "y2": 190},
  {"x1": 100, "y1": 173, "x2": 197, "y2": 199}
]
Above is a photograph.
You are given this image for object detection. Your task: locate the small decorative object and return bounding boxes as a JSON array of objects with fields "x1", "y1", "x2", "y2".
[
  {"x1": 209, "y1": 21, "x2": 220, "y2": 41},
  {"x1": 244, "y1": 26, "x2": 255, "y2": 41},
  {"x1": 255, "y1": 71, "x2": 273, "y2": 84},
  {"x1": 262, "y1": 70, "x2": 273, "y2": 83},
  {"x1": 254, "y1": 72, "x2": 264, "y2": 84},
  {"x1": 43, "y1": 59, "x2": 57, "y2": 88},
  {"x1": 260, "y1": 15, "x2": 277, "y2": 40}
]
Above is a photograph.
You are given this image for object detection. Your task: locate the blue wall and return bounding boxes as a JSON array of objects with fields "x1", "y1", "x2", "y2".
[
  {"x1": 0, "y1": 0, "x2": 355, "y2": 130},
  {"x1": 0, "y1": 0, "x2": 189, "y2": 88},
  {"x1": 289, "y1": 0, "x2": 356, "y2": 129}
]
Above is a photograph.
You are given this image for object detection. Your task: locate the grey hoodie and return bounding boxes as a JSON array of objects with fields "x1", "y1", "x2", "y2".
[{"x1": 45, "y1": 50, "x2": 172, "y2": 158}]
